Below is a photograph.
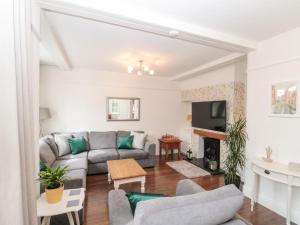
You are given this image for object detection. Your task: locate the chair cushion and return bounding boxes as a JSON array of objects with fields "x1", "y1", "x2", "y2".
[
  {"x1": 118, "y1": 149, "x2": 148, "y2": 160},
  {"x1": 53, "y1": 158, "x2": 88, "y2": 171},
  {"x1": 54, "y1": 134, "x2": 72, "y2": 156},
  {"x1": 89, "y1": 131, "x2": 116, "y2": 149},
  {"x1": 134, "y1": 184, "x2": 244, "y2": 225},
  {"x1": 58, "y1": 152, "x2": 88, "y2": 160},
  {"x1": 39, "y1": 140, "x2": 56, "y2": 166},
  {"x1": 88, "y1": 149, "x2": 119, "y2": 163}
]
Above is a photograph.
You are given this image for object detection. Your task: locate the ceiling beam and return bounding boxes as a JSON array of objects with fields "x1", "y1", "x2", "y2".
[
  {"x1": 39, "y1": 0, "x2": 257, "y2": 53},
  {"x1": 171, "y1": 53, "x2": 246, "y2": 81},
  {"x1": 41, "y1": 11, "x2": 72, "y2": 70}
]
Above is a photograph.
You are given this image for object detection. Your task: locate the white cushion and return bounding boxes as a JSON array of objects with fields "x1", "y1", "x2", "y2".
[
  {"x1": 130, "y1": 131, "x2": 147, "y2": 149},
  {"x1": 54, "y1": 134, "x2": 72, "y2": 156}
]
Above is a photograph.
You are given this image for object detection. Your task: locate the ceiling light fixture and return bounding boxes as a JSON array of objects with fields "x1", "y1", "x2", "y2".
[{"x1": 128, "y1": 60, "x2": 155, "y2": 76}]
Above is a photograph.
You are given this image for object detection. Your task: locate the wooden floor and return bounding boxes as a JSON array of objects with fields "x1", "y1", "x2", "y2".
[{"x1": 83, "y1": 157, "x2": 291, "y2": 225}]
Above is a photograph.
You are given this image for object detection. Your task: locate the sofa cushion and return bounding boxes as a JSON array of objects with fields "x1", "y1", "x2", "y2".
[
  {"x1": 89, "y1": 131, "x2": 116, "y2": 149},
  {"x1": 72, "y1": 131, "x2": 90, "y2": 150},
  {"x1": 118, "y1": 149, "x2": 148, "y2": 160},
  {"x1": 117, "y1": 136, "x2": 134, "y2": 149},
  {"x1": 57, "y1": 152, "x2": 88, "y2": 160},
  {"x1": 39, "y1": 140, "x2": 56, "y2": 166},
  {"x1": 53, "y1": 158, "x2": 88, "y2": 171},
  {"x1": 41, "y1": 135, "x2": 59, "y2": 157},
  {"x1": 65, "y1": 169, "x2": 87, "y2": 188},
  {"x1": 117, "y1": 130, "x2": 131, "y2": 138},
  {"x1": 88, "y1": 149, "x2": 119, "y2": 163},
  {"x1": 134, "y1": 184, "x2": 244, "y2": 225},
  {"x1": 68, "y1": 136, "x2": 87, "y2": 155},
  {"x1": 131, "y1": 131, "x2": 147, "y2": 149},
  {"x1": 54, "y1": 134, "x2": 72, "y2": 156}
]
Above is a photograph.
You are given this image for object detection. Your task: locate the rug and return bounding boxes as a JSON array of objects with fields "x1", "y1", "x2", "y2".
[{"x1": 166, "y1": 160, "x2": 210, "y2": 178}]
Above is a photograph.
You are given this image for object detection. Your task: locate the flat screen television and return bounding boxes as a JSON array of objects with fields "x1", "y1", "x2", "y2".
[{"x1": 192, "y1": 101, "x2": 226, "y2": 132}]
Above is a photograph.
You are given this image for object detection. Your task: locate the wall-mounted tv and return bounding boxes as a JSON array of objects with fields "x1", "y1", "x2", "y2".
[{"x1": 192, "y1": 101, "x2": 226, "y2": 132}]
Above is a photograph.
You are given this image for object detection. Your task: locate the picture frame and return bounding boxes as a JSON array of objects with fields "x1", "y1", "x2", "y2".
[{"x1": 270, "y1": 81, "x2": 298, "y2": 117}]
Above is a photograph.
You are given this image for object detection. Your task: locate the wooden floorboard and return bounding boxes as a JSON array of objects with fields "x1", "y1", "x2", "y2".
[{"x1": 83, "y1": 157, "x2": 292, "y2": 225}]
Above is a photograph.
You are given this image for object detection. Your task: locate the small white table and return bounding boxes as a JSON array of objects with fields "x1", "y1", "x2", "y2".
[
  {"x1": 37, "y1": 188, "x2": 85, "y2": 225},
  {"x1": 251, "y1": 158, "x2": 300, "y2": 225}
]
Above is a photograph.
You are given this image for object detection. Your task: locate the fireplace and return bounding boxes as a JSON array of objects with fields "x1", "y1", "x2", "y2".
[{"x1": 203, "y1": 137, "x2": 220, "y2": 171}]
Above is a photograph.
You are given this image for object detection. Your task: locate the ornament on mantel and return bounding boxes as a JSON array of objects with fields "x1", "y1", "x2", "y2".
[{"x1": 262, "y1": 146, "x2": 273, "y2": 163}]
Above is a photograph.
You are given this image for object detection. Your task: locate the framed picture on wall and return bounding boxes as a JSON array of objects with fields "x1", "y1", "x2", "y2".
[{"x1": 270, "y1": 81, "x2": 298, "y2": 117}]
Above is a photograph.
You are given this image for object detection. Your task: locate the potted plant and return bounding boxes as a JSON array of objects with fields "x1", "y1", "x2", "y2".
[
  {"x1": 39, "y1": 165, "x2": 68, "y2": 203},
  {"x1": 224, "y1": 117, "x2": 248, "y2": 189}
]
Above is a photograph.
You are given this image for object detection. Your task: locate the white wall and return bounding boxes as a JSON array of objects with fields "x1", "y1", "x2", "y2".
[
  {"x1": 0, "y1": 1, "x2": 26, "y2": 224},
  {"x1": 178, "y1": 64, "x2": 236, "y2": 90},
  {"x1": 244, "y1": 27, "x2": 300, "y2": 224},
  {"x1": 40, "y1": 66, "x2": 185, "y2": 154}
]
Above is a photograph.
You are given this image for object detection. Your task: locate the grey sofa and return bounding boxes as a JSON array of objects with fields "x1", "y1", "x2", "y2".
[
  {"x1": 39, "y1": 130, "x2": 156, "y2": 225},
  {"x1": 108, "y1": 179, "x2": 252, "y2": 225}
]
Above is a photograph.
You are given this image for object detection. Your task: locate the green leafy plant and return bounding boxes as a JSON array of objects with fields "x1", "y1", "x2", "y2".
[
  {"x1": 224, "y1": 117, "x2": 248, "y2": 188},
  {"x1": 38, "y1": 165, "x2": 68, "y2": 189}
]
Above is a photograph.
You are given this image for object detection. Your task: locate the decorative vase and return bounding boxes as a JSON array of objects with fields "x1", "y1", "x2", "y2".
[
  {"x1": 186, "y1": 149, "x2": 193, "y2": 160},
  {"x1": 45, "y1": 184, "x2": 64, "y2": 203},
  {"x1": 224, "y1": 174, "x2": 241, "y2": 189}
]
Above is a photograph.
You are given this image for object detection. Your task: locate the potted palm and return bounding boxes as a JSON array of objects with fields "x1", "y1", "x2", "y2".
[
  {"x1": 224, "y1": 117, "x2": 247, "y2": 189},
  {"x1": 39, "y1": 165, "x2": 68, "y2": 203}
]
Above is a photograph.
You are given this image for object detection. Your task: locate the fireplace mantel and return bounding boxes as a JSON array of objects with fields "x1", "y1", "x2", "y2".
[{"x1": 193, "y1": 128, "x2": 225, "y2": 140}]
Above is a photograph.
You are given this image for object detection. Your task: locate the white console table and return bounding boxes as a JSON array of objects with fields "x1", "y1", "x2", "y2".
[{"x1": 251, "y1": 158, "x2": 300, "y2": 225}]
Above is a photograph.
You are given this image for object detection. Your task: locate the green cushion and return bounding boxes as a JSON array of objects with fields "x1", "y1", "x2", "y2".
[
  {"x1": 126, "y1": 192, "x2": 167, "y2": 214},
  {"x1": 117, "y1": 135, "x2": 134, "y2": 149},
  {"x1": 68, "y1": 136, "x2": 86, "y2": 155},
  {"x1": 39, "y1": 161, "x2": 47, "y2": 171}
]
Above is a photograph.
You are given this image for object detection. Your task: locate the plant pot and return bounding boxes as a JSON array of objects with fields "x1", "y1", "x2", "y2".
[
  {"x1": 45, "y1": 184, "x2": 64, "y2": 203},
  {"x1": 224, "y1": 174, "x2": 241, "y2": 189}
]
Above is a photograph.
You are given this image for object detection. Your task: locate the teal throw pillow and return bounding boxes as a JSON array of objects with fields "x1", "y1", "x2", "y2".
[
  {"x1": 117, "y1": 135, "x2": 134, "y2": 149},
  {"x1": 68, "y1": 136, "x2": 86, "y2": 155},
  {"x1": 40, "y1": 161, "x2": 47, "y2": 171},
  {"x1": 126, "y1": 192, "x2": 167, "y2": 214}
]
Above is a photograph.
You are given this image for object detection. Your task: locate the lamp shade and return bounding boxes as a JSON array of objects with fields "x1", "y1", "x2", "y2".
[
  {"x1": 186, "y1": 114, "x2": 192, "y2": 121},
  {"x1": 39, "y1": 107, "x2": 51, "y2": 120}
]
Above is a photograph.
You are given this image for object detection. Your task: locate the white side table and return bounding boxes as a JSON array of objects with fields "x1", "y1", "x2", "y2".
[{"x1": 37, "y1": 188, "x2": 85, "y2": 225}]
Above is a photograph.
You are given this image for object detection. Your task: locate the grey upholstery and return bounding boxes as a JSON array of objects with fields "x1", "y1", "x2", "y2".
[
  {"x1": 88, "y1": 149, "x2": 119, "y2": 163},
  {"x1": 108, "y1": 189, "x2": 134, "y2": 225},
  {"x1": 108, "y1": 180, "x2": 251, "y2": 225},
  {"x1": 54, "y1": 134, "x2": 72, "y2": 156},
  {"x1": 58, "y1": 152, "x2": 88, "y2": 160},
  {"x1": 117, "y1": 130, "x2": 131, "y2": 137},
  {"x1": 118, "y1": 149, "x2": 149, "y2": 160},
  {"x1": 39, "y1": 140, "x2": 56, "y2": 166},
  {"x1": 53, "y1": 158, "x2": 88, "y2": 171},
  {"x1": 176, "y1": 179, "x2": 206, "y2": 196},
  {"x1": 89, "y1": 131, "x2": 116, "y2": 149},
  {"x1": 41, "y1": 135, "x2": 59, "y2": 157}
]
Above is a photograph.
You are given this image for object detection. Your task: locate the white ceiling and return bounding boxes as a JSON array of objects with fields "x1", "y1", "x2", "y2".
[
  {"x1": 41, "y1": 11, "x2": 232, "y2": 77},
  {"x1": 40, "y1": 0, "x2": 300, "y2": 78},
  {"x1": 52, "y1": 0, "x2": 300, "y2": 42}
]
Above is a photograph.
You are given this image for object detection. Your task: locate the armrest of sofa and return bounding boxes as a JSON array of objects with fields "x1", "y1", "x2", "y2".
[
  {"x1": 176, "y1": 179, "x2": 206, "y2": 196},
  {"x1": 144, "y1": 141, "x2": 156, "y2": 156},
  {"x1": 108, "y1": 190, "x2": 134, "y2": 225}
]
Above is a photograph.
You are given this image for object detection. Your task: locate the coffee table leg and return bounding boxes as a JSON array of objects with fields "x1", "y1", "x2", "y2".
[
  {"x1": 67, "y1": 212, "x2": 75, "y2": 225},
  {"x1": 75, "y1": 211, "x2": 80, "y2": 225},
  {"x1": 141, "y1": 176, "x2": 145, "y2": 193},
  {"x1": 108, "y1": 172, "x2": 111, "y2": 184},
  {"x1": 114, "y1": 181, "x2": 119, "y2": 190}
]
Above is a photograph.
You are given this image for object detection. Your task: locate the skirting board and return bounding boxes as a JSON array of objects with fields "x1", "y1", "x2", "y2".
[{"x1": 243, "y1": 185, "x2": 300, "y2": 224}]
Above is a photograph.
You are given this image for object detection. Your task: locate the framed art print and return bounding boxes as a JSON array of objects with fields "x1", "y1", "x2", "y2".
[{"x1": 271, "y1": 81, "x2": 298, "y2": 116}]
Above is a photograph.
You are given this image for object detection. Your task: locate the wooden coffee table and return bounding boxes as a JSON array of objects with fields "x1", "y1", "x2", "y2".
[{"x1": 107, "y1": 159, "x2": 147, "y2": 192}]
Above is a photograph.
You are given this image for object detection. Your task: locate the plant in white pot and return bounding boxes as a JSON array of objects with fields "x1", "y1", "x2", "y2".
[
  {"x1": 224, "y1": 117, "x2": 248, "y2": 189},
  {"x1": 39, "y1": 165, "x2": 68, "y2": 203}
]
